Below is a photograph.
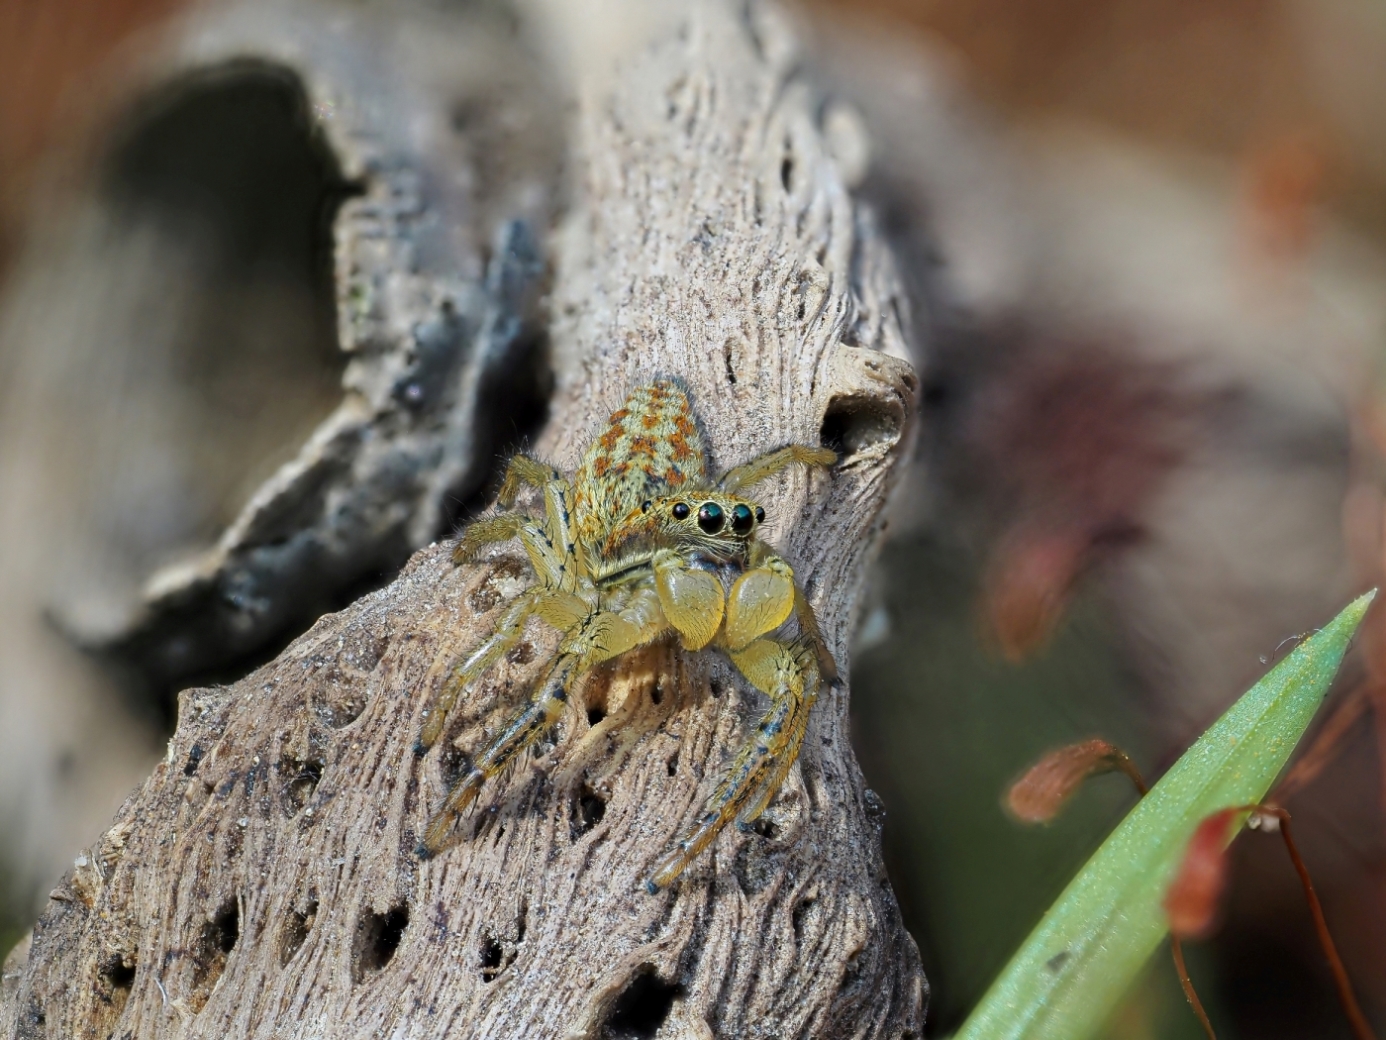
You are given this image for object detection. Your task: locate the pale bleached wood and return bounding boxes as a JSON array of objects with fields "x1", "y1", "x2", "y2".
[{"x1": 2, "y1": 1, "x2": 926, "y2": 1037}]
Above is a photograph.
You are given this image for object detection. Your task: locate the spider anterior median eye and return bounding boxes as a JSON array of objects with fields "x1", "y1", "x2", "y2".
[
  {"x1": 731, "y1": 503, "x2": 754, "y2": 533},
  {"x1": 672, "y1": 502, "x2": 690, "y2": 520},
  {"x1": 697, "y1": 502, "x2": 725, "y2": 534}
]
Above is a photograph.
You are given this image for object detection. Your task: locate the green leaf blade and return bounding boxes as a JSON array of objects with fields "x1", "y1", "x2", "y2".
[{"x1": 956, "y1": 590, "x2": 1375, "y2": 1040}]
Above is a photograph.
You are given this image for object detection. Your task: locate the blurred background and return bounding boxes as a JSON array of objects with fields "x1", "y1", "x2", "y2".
[{"x1": 2, "y1": 0, "x2": 1385, "y2": 1037}]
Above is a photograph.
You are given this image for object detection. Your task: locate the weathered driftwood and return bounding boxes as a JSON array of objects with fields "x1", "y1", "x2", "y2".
[{"x1": 2, "y1": 1, "x2": 926, "y2": 1036}]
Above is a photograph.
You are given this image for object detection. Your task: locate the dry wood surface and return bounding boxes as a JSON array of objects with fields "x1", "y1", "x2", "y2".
[{"x1": 2, "y1": 1, "x2": 926, "y2": 1036}]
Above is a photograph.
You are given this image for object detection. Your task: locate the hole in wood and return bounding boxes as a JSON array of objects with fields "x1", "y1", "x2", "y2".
[
  {"x1": 479, "y1": 934, "x2": 504, "y2": 980},
  {"x1": 93, "y1": 952, "x2": 137, "y2": 1032},
  {"x1": 571, "y1": 782, "x2": 607, "y2": 838},
  {"x1": 820, "y1": 394, "x2": 902, "y2": 457},
  {"x1": 586, "y1": 705, "x2": 607, "y2": 727},
  {"x1": 317, "y1": 683, "x2": 369, "y2": 729},
  {"x1": 279, "y1": 897, "x2": 318, "y2": 965},
  {"x1": 278, "y1": 754, "x2": 323, "y2": 816},
  {"x1": 438, "y1": 743, "x2": 469, "y2": 789},
  {"x1": 353, "y1": 905, "x2": 409, "y2": 982},
  {"x1": 189, "y1": 898, "x2": 239, "y2": 1011},
  {"x1": 601, "y1": 965, "x2": 681, "y2": 1039},
  {"x1": 792, "y1": 897, "x2": 819, "y2": 940},
  {"x1": 477, "y1": 925, "x2": 520, "y2": 983}
]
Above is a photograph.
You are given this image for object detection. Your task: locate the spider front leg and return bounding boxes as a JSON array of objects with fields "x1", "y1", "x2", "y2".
[
  {"x1": 646, "y1": 636, "x2": 817, "y2": 892},
  {"x1": 646, "y1": 547, "x2": 835, "y2": 892},
  {"x1": 718, "y1": 443, "x2": 836, "y2": 494},
  {"x1": 417, "y1": 588, "x2": 667, "y2": 858}
]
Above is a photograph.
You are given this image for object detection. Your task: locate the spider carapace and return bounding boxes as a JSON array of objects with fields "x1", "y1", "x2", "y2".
[{"x1": 415, "y1": 379, "x2": 838, "y2": 891}]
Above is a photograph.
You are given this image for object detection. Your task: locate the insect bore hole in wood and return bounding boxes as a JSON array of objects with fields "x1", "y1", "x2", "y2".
[
  {"x1": 479, "y1": 935, "x2": 504, "y2": 979},
  {"x1": 820, "y1": 394, "x2": 903, "y2": 458},
  {"x1": 189, "y1": 898, "x2": 240, "y2": 1010},
  {"x1": 477, "y1": 928, "x2": 519, "y2": 982},
  {"x1": 352, "y1": 905, "x2": 409, "y2": 982},
  {"x1": 571, "y1": 782, "x2": 608, "y2": 838},
  {"x1": 601, "y1": 965, "x2": 681, "y2": 1040},
  {"x1": 278, "y1": 754, "x2": 323, "y2": 816},
  {"x1": 94, "y1": 952, "x2": 137, "y2": 1030}
]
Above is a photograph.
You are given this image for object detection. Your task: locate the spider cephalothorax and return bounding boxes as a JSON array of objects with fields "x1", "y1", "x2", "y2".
[{"x1": 415, "y1": 380, "x2": 837, "y2": 891}]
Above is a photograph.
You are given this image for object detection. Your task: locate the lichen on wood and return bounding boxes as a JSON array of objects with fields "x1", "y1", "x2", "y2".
[{"x1": 2, "y1": 1, "x2": 927, "y2": 1036}]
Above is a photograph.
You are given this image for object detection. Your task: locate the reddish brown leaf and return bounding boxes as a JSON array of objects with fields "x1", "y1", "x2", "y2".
[
  {"x1": 1165, "y1": 807, "x2": 1243, "y2": 939},
  {"x1": 1006, "y1": 738, "x2": 1147, "y2": 824},
  {"x1": 984, "y1": 530, "x2": 1087, "y2": 662}
]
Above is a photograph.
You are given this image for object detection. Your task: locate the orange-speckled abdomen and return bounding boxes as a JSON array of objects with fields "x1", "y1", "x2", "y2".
[{"x1": 571, "y1": 381, "x2": 709, "y2": 552}]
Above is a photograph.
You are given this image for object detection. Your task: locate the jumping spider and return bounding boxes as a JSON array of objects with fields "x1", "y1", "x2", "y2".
[{"x1": 415, "y1": 380, "x2": 838, "y2": 891}]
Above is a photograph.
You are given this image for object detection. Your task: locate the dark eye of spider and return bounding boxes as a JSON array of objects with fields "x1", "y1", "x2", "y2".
[
  {"x1": 672, "y1": 502, "x2": 690, "y2": 520},
  {"x1": 731, "y1": 503, "x2": 754, "y2": 534},
  {"x1": 641, "y1": 500, "x2": 652, "y2": 512},
  {"x1": 755, "y1": 506, "x2": 766, "y2": 524},
  {"x1": 697, "y1": 502, "x2": 724, "y2": 533}
]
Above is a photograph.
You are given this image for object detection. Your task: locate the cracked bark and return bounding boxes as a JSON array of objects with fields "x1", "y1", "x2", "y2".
[{"x1": 2, "y1": 1, "x2": 927, "y2": 1036}]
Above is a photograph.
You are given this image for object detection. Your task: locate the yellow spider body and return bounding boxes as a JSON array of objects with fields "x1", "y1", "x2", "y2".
[{"x1": 415, "y1": 380, "x2": 837, "y2": 891}]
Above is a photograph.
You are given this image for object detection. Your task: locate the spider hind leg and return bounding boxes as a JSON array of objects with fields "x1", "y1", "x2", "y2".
[
  {"x1": 418, "y1": 594, "x2": 666, "y2": 859},
  {"x1": 418, "y1": 653, "x2": 577, "y2": 857},
  {"x1": 415, "y1": 585, "x2": 549, "y2": 754},
  {"x1": 498, "y1": 454, "x2": 561, "y2": 507}
]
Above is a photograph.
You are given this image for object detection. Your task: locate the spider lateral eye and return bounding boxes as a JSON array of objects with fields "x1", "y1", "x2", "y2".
[
  {"x1": 672, "y1": 502, "x2": 690, "y2": 520},
  {"x1": 641, "y1": 501, "x2": 652, "y2": 513},
  {"x1": 731, "y1": 503, "x2": 754, "y2": 534},
  {"x1": 697, "y1": 502, "x2": 725, "y2": 534},
  {"x1": 754, "y1": 506, "x2": 766, "y2": 524}
]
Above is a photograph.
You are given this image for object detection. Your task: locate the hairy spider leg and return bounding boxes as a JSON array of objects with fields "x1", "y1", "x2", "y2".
[
  {"x1": 418, "y1": 652, "x2": 578, "y2": 857},
  {"x1": 718, "y1": 444, "x2": 836, "y2": 495},
  {"x1": 736, "y1": 641, "x2": 821, "y2": 828},
  {"x1": 791, "y1": 571, "x2": 839, "y2": 687},
  {"x1": 730, "y1": 522, "x2": 839, "y2": 692},
  {"x1": 416, "y1": 583, "x2": 604, "y2": 756},
  {"x1": 646, "y1": 636, "x2": 816, "y2": 892},
  {"x1": 453, "y1": 479, "x2": 580, "y2": 586},
  {"x1": 428, "y1": 479, "x2": 588, "y2": 750},
  {"x1": 452, "y1": 511, "x2": 524, "y2": 564},
  {"x1": 646, "y1": 549, "x2": 825, "y2": 891},
  {"x1": 418, "y1": 587, "x2": 668, "y2": 857},
  {"x1": 417, "y1": 584, "x2": 549, "y2": 753},
  {"x1": 497, "y1": 454, "x2": 561, "y2": 508}
]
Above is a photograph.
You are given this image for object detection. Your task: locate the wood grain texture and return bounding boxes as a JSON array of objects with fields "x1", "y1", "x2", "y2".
[{"x1": 2, "y1": 1, "x2": 926, "y2": 1036}]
